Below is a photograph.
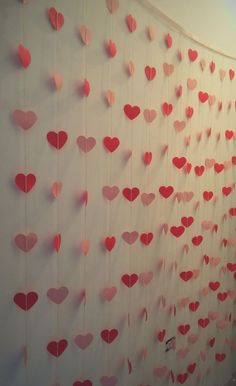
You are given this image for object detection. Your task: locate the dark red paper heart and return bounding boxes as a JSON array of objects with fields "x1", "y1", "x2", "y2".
[
  {"x1": 198, "y1": 318, "x2": 209, "y2": 328},
  {"x1": 123, "y1": 187, "x2": 140, "y2": 201},
  {"x1": 145, "y1": 65, "x2": 156, "y2": 81},
  {"x1": 15, "y1": 173, "x2": 36, "y2": 193},
  {"x1": 181, "y1": 216, "x2": 194, "y2": 227},
  {"x1": 124, "y1": 104, "x2": 140, "y2": 120},
  {"x1": 172, "y1": 157, "x2": 186, "y2": 169},
  {"x1": 187, "y1": 363, "x2": 196, "y2": 374},
  {"x1": 170, "y1": 226, "x2": 185, "y2": 238},
  {"x1": 121, "y1": 273, "x2": 138, "y2": 288},
  {"x1": 101, "y1": 329, "x2": 118, "y2": 344},
  {"x1": 159, "y1": 185, "x2": 174, "y2": 198},
  {"x1": 14, "y1": 291, "x2": 38, "y2": 311},
  {"x1": 194, "y1": 165, "x2": 205, "y2": 176},
  {"x1": 179, "y1": 271, "x2": 193, "y2": 281},
  {"x1": 47, "y1": 131, "x2": 68, "y2": 149},
  {"x1": 189, "y1": 301, "x2": 199, "y2": 312},
  {"x1": 203, "y1": 191, "x2": 213, "y2": 201},
  {"x1": 47, "y1": 339, "x2": 68, "y2": 357},
  {"x1": 104, "y1": 236, "x2": 116, "y2": 251},
  {"x1": 103, "y1": 136, "x2": 120, "y2": 152},
  {"x1": 178, "y1": 324, "x2": 190, "y2": 335},
  {"x1": 192, "y1": 235, "x2": 203, "y2": 246},
  {"x1": 177, "y1": 373, "x2": 188, "y2": 384}
]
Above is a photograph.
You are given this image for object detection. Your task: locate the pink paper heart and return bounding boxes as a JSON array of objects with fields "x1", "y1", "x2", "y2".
[
  {"x1": 14, "y1": 233, "x2": 37, "y2": 252},
  {"x1": 201, "y1": 287, "x2": 209, "y2": 296},
  {"x1": 127, "y1": 60, "x2": 135, "y2": 76},
  {"x1": 209, "y1": 257, "x2": 221, "y2": 266},
  {"x1": 139, "y1": 271, "x2": 153, "y2": 285},
  {"x1": 178, "y1": 297, "x2": 189, "y2": 307},
  {"x1": 51, "y1": 181, "x2": 62, "y2": 198},
  {"x1": 217, "y1": 320, "x2": 226, "y2": 329},
  {"x1": 200, "y1": 59, "x2": 206, "y2": 71},
  {"x1": 192, "y1": 269, "x2": 200, "y2": 278},
  {"x1": 102, "y1": 186, "x2": 119, "y2": 201},
  {"x1": 182, "y1": 192, "x2": 194, "y2": 202},
  {"x1": 187, "y1": 78, "x2": 197, "y2": 90},
  {"x1": 174, "y1": 120, "x2": 186, "y2": 132},
  {"x1": 74, "y1": 333, "x2": 93, "y2": 349},
  {"x1": 81, "y1": 239, "x2": 90, "y2": 255},
  {"x1": 147, "y1": 25, "x2": 155, "y2": 41},
  {"x1": 208, "y1": 95, "x2": 216, "y2": 106},
  {"x1": 188, "y1": 334, "x2": 199, "y2": 344},
  {"x1": 201, "y1": 220, "x2": 213, "y2": 230},
  {"x1": 77, "y1": 136, "x2": 96, "y2": 153},
  {"x1": 200, "y1": 351, "x2": 206, "y2": 361},
  {"x1": 100, "y1": 376, "x2": 117, "y2": 386},
  {"x1": 224, "y1": 160, "x2": 232, "y2": 169},
  {"x1": 177, "y1": 348, "x2": 189, "y2": 358},
  {"x1": 101, "y1": 286, "x2": 117, "y2": 301},
  {"x1": 12, "y1": 109, "x2": 37, "y2": 130},
  {"x1": 205, "y1": 158, "x2": 215, "y2": 168},
  {"x1": 79, "y1": 25, "x2": 91, "y2": 45},
  {"x1": 163, "y1": 62, "x2": 174, "y2": 76},
  {"x1": 52, "y1": 72, "x2": 63, "y2": 90},
  {"x1": 143, "y1": 109, "x2": 157, "y2": 123},
  {"x1": 106, "y1": 0, "x2": 119, "y2": 13},
  {"x1": 122, "y1": 231, "x2": 139, "y2": 244},
  {"x1": 153, "y1": 366, "x2": 168, "y2": 378},
  {"x1": 219, "y1": 69, "x2": 226, "y2": 80},
  {"x1": 208, "y1": 311, "x2": 219, "y2": 320},
  {"x1": 47, "y1": 286, "x2": 69, "y2": 304},
  {"x1": 105, "y1": 90, "x2": 115, "y2": 106},
  {"x1": 141, "y1": 193, "x2": 155, "y2": 206}
]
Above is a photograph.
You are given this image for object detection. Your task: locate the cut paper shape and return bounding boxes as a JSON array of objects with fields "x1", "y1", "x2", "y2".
[
  {"x1": 143, "y1": 152, "x2": 152, "y2": 165},
  {"x1": 127, "y1": 60, "x2": 135, "y2": 76},
  {"x1": 106, "y1": 0, "x2": 119, "y2": 13},
  {"x1": 14, "y1": 233, "x2": 37, "y2": 252},
  {"x1": 82, "y1": 78, "x2": 90, "y2": 97},
  {"x1": 163, "y1": 63, "x2": 174, "y2": 76},
  {"x1": 47, "y1": 339, "x2": 68, "y2": 357},
  {"x1": 229, "y1": 69, "x2": 235, "y2": 80},
  {"x1": 15, "y1": 173, "x2": 36, "y2": 193},
  {"x1": 162, "y1": 102, "x2": 173, "y2": 116},
  {"x1": 215, "y1": 353, "x2": 226, "y2": 362},
  {"x1": 200, "y1": 58, "x2": 206, "y2": 70},
  {"x1": 165, "y1": 33, "x2": 172, "y2": 48},
  {"x1": 145, "y1": 65, "x2": 156, "y2": 81},
  {"x1": 194, "y1": 165, "x2": 205, "y2": 176},
  {"x1": 174, "y1": 120, "x2": 185, "y2": 132},
  {"x1": 214, "y1": 163, "x2": 224, "y2": 173},
  {"x1": 153, "y1": 366, "x2": 168, "y2": 378},
  {"x1": 147, "y1": 25, "x2": 155, "y2": 41},
  {"x1": 47, "y1": 131, "x2": 68, "y2": 149},
  {"x1": 126, "y1": 14, "x2": 137, "y2": 32},
  {"x1": 225, "y1": 130, "x2": 233, "y2": 140},
  {"x1": 159, "y1": 185, "x2": 174, "y2": 198},
  {"x1": 170, "y1": 226, "x2": 185, "y2": 238},
  {"x1": 122, "y1": 231, "x2": 139, "y2": 244},
  {"x1": 198, "y1": 91, "x2": 208, "y2": 103},
  {"x1": 12, "y1": 109, "x2": 37, "y2": 130},
  {"x1": 205, "y1": 158, "x2": 215, "y2": 168},
  {"x1": 198, "y1": 318, "x2": 209, "y2": 328},
  {"x1": 178, "y1": 324, "x2": 190, "y2": 335},
  {"x1": 141, "y1": 193, "x2": 155, "y2": 206},
  {"x1": 203, "y1": 191, "x2": 213, "y2": 201},
  {"x1": 140, "y1": 232, "x2": 153, "y2": 245},
  {"x1": 124, "y1": 104, "x2": 140, "y2": 120},
  {"x1": 177, "y1": 373, "x2": 188, "y2": 384},
  {"x1": 79, "y1": 25, "x2": 91, "y2": 45},
  {"x1": 103, "y1": 136, "x2": 120, "y2": 152},
  {"x1": 188, "y1": 49, "x2": 198, "y2": 62},
  {"x1": 101, "y1": 329, "x2": 118, "y2": 343},
  {"x1": 48, "y1": 7, "x2": 64, "y2": 31},
  {"x1": 74, "y1": 333, "x2": 93, "y2": 349},
  {"x1": 105, "y1": 90, "x2": 115, "y2": 106},
  {"x1": 175, "y1": 84, "x2": 182, "y2": 98},
  {"x1": 209, "y1": 282, "x2": 220, "y2": 291},
  {"x1": 187, "y1": 78, "x2": 197, "y2": 90},
  {"x1": 18, "y1": 44, "x2": 31, "y2": 68},
  {"x1": 77, "y1": 136, "x2": 96, "y2": 153},
  {"x1": 100, "y1": 376, "x2": 118, "y2": 386},
  {"x1": 185, "y1": 106, "x2": 194, "y2": 118},
  {"x1": 219, "y1": 68, "x2": 226, "y2": 80},
  {"x1": 172, "y1": 157, "x2": 186, "y2": 169},
  {"x1": 83, "y1": 191, "x2": 88, "y2": 206},
  {"x1": 81, "y1": 239, "x2": 90, "y2": 255},
  {"x1": 181, "y1": 216, "x2": 194, "y2": 227},
  {"x1": 101, "y1": 287, "x2": 117, "y2": 301},
  {"x1": 208, "y1": 95, "x2": 216, "y2": 106},
  {"x1": 189, "y1": 301, "x2": 199, "y2": 312},
  {"x1": 73, "y1": 380, "x2": 92, "y2": 386},
  {"x1": 143, "y1": 109, "x2": 157, "y2": 123},
  {"x1": 104, "y1": 236, "x2": 116, "y2": 251},
  {"x1": 102, "y1": 186, "x2": 119, "y2": 201},
  {"x1": 121, "y1": 273, "x2": 138, "y2": 288},
  {"x1": 139, "y1": 271, "x2": 153, "y2": 285},
  {"x1": 179, "y1": 271, "x2": 193, "y2": 282},
  {"x1": 14, "y1": 291, "x2": 38, "y2": 311},
  {"x1": 53, "y1": 234, "x2": 61, "y2": 252},
  {"x1": 106, "y1": 40, "x2": 117, "y2": 57},
  {"x1": 192, "y1": 235, "x2": 203, "y2": 246},
  {"x1": 122, "y1": 187, "x2": 140, "y2": 201},
  {"x1": 52, "y1": 73, "x2": 63, "y2": 91},
  {"x1": 188, "y1": 333, "x2": 199, "y2": 343},
  {"x1": 47, "y1": 286, "x2": 69, "y2": 304}
]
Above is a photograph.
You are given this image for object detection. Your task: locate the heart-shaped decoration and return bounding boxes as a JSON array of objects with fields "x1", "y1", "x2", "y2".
[
  {"x1": 217, "y1": 292, "x2": 228, "y2": 302},
  {"x1": 200, "y1": 58, "x2": 206, "y2": 71},
  {"x1": 14, "y1": 233, "x2": 37, "y2": 252},
  {"x1": 219, "y1": 68, "x2": 226, "y2": 80},
  {"x1": 162, "y1": 102, "x2": 173, "y2": 116},
  {"x1": 214, "y1": 163, "x2": 224, "y2": 173},
  {"x1": 178, "y1": 324, "x2": 190, "y2": 335},
  {"x1": 121, "y1": 273, "x2": 138, "y2": 288},
  {"x1": 163, "y1": 63, "x2": 174, "y2": 76},
  {"x1": 12, "y1": 109, "x2": 37, "y2": 130},
  {"x1": 48, "y1": 7, "x2": 64, "y2": 30},
  {"x1": 153, "y1": 366, "x2": 168, "y2": 378},
  {"x1": 188, "y1": 49, "x2": 198, "y2": 62},
  {"x1": 172, "y1": 156, "x2": 186, "y2": 169},
  {"x1": 106, "y1": 39, "x2": 117, "y2": 58},
  {"x1": 229, "y1": 69, "x2": 235, "y2": 80},
  {"x1": 143, "y1": 109, "x2": 157, "y2": 123},
  {"x1": 194, "y1": 165, "x2": 205, "y2": 176},
  {"x1": 188, "y1": 333, "x2": 199, "y2": 344},
  {"x1": 51, "y1": 181, "x2": 63, "y2": 198},
  {"x1": 47, "y1": 131, "x2": 68, "y2": 150},
  {"x1": 175, "y1": 84, "x2": 182, "y2": 97},
  {"x1": 102, "y1": 186, "x2": 119, "y2": 201},
  {"x1": 15, "y1": 173, "x2": 36, "y2": 193},
  {"x1": 143, "y1": 152, "x2": 152, "y2": 165},
  {"x1": 198, "y1": 318, "x2": 209, "y2": 328},
  {"x1": 47, "y1": 286, "x2": 69, "y2": 304},
  {"x1": 141, "y1": 193, "x2": 155, "y2": 206},
  {"x1": 189, "y1": 301, "x2": 199, "y2": 312},
  {"x1": 126, "y1": 14, "x2": 137, "y2": 32},
  {"x1": 100, "y1": 376, "x2": 117, "y2": 386},
  {"x1": 174, "y1": 120, "x2": 186, "y2": 132},
  {"x1": 192, "y1": 235, "x2": 203, "y2": 246},
  {"x1": 124, "y1": 104, "x2": 140, "y2": 120},
  {"x1": 177, "y1": 373, "x2": 188, "y2": 384},
  {"x1": 47, "y1": 339, "x2": 68, "y2": 357},
  {"x1": 165, "y1": 33, "x2": 172, "y2": 48},
  {"x1": 74, "y1": 333, "x2": 93, "y2": 349},
  {"x1": 100, "y1": 329, "x2": 118, "y2": 344},
  {"x1": 79, "y1": 25, "x2": 91, "y2": 45},
  {"x1": 122, "y1": 231, "x2": 139, "y2": 244},
  {"x1": 106, "y1": 0, "x2": 119, "y2": 13},
  {"x1": 185, "y1": 106, "x2": 194, "y2": 118},
  {"x1": 14, "y1": 291, "x2": 38, "y2": 311},
  {"x1": 122, "y1": 187, "x2": 140, "y2": 201},
  {"x1": 198, "y1": 91, "x2": 208, "y2": 103},
  {"x1": 140, "y1": 232, "x2": 153, "y2": 245},
  {"x1": 127, "y1": 60, "x2": 135, "y2": 76},
  {"x1": 203, "y1": 191, "x2": 213, "y2": 201},
  {"x1": 52, "y1": 73, "x2": 63, "y2": 91},
  {"x1": 147, "y1": 25, "x2": 155, "y2": 41},
  {"x1": 170, "y1": 226, "x2": 185, "y2": 238},
  {"x1": 103, "y1": 136, "x2": 119, "y2": 152},
  {"x1": 159, "y1": 185, "x2": 174, "y2": 198},
  {"x1": 209, "y1": 61, "x2": 215, "y2": 73},
  {"x1": 205, "y1": 158, "x2": 215, "y2": 168},
  {"x1": 105, "y1": 90, "x2": 115, "y2": 106},
  {"x1": 215, "y1": 353, "x2": 226, "y2": 362},
  {"x1": 77, "y1": 136, "x2": 96, "y2": 153},
  {"x1": 104, "y1": 236, "x2": 116, "y2": 251},
  {"x1": 187, "y1": 78, "x2": 197, "y2": 90},
  {"x1": 209, "y1": 281, "x2": 220, "y2": 291},
  {"x1": 145, "y1": 65, "x2": 156, "y2": 81},
  {"x1": 53, "y1": 234, "x2": 61, "y2": 252},
  {"x1": 181, "y1": 216, "x2": 194, "y2": 227},
  {"x1": 101, "y1": 287, "x2": 117, "y2": 301},
  {"x1": 179, "y1": 271, "x2": 193, "y2": 281},
  {"x1": 18, "y1": 44, "x2": 31, "y2": 68},
  {"x1": 81, "y1": 239, "x2": 90, "y2": 255},
  {"x1": 208, "y1": 95, "x2": 216, "y2": 106},
  {"x1": 73, "y1": 380, "x2": 92, "y2": 386},
  {"x1": 139, "y1": 271, "x2": 153, "y2": 285}
]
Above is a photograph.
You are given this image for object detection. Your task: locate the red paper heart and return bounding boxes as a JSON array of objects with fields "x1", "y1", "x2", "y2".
[
  {"x1": 203, "y1": 191, "x2": 213, "y2": 201},
  {"x1": 14, "y1": 233, "x2": 37, "y2": 252},
  {"x1": 209, "y1": 281, "x2": 220, "y2": 291},
  {"x1": 177, "y1": 373, "x2": 188, "y2": 384},
  {"x1": 192, "y1": 235, "x2": 203, "y2": 246},
  {"x1": 14, "y1": 291, "x2": 38, "y2": 311},
  {"x1": 214, "y1": 163, "x2": 224, "y2": 173},
  {"x1": 179, "y1": 271, "x2": 193, "y2": 281},
  {"x1": 124, "y1": 104, "x2": 141, "y2": 120},
  {"x1": 47, "y1": 287, "x2": 68, "y2": 304},
  {"x1": 189, "y1": 301, "x2": 199, "y2": 312},
  {"x1": 209, "y1": 61, "x2": 215, "y2": 73},
  {"x1": 165, "y1": 33, "x2": 172, "y2": 48},
  {"x1": 47, "y1": 131, "x2": 68, "y2": 149},
  {"x1": 103, "y1": 137, "x2": 120, "y2": 152},
  {"x1": 100, "y1": 376, "x2": 117, "y2": 386},
  {"x1": 185, "y1": 106, "x2": 194, "y2": 118},
  {"x1": 225, "y1": 130, "x2": 233, "y2": 140},
  {"x1": 47, "y1": 339, "x2": 68, "y2": 357},
  {"x1": 208, "y1": 337, "x2": 215, "y2": 347},
  {"x1": 53, "y1": 234, "x2": 61, "y2": 252},
  {"x1": 12, "y1": 110, "x2": 37, "y2": 130},
  {"x1": 188, "y1": 49, "x2": 198, "y2": 62},
  {"x1": 121, "y1": 273, "x2": 138, "y2": 288},
  {"x1": 229, "y1": 208, "x2": 236, "y2": 216},
  {"x1": 159, "y1": 185, "x2": 174, "y2": 198},
  {"x1": 145, "y1": 65, "x2": 156, "y2": 81},
  {"x1": 198, "y1": 91, "x2": 208, "y2": 103},
  {"x1": 227, "y1": 263, "x2": 236, "y2": 272},
  {"x1": 123, "y1": 187, "x2": 140, "y2": 201},
  {"x1": 143, "y1": 152, "x2": 152, "y2": 165},
  {"x1": 126, "y1": 14, "x2": 137, "y2": 32},
  {"x1": 178, "y1": 324, "x2": 190, "y2": 335},
  {"x1": 194, "y1": 165, "x2": 205, "y2": 176},
  {"x1": 229, "y1": 69, "x2": 235, "y2": 80},
  {"x1": 162, "y1": 102, "x2": 173, "y2": 116},
  {"x1": 217, "y1": 292, "x2": 228, "y2": 301},
  {"x1": 215, "y1": 353, "x2": 226, "y2": 362},
  {"x1": 187, "y1": 363, "x2": 196, "y2": 374},
  {"x1": 73, "y1": 380, "x2": 92, "y2": 386},
  {"x1": 175, "y1": 84, "x2": 182, "y2": 98},
  {"x1": 198, "y1": 318, "x2": 209, "y2": 328},
  {"x1": 18, "y1": 44, "x2": 31, "y2": 68},
  {"x1": 101, "y1": 329, "x2": 118, "y2": 343},
  {"x1": 104, "y1": 236, "x2": 116, "y2": 251},
  {"x1": 106, "y1": 39, "x2": 117, "y2": 57},
  {"x1": 48, "y1": 7, "x2": 64, "y2": 30},
  {"x1": 82, "y1": 79, "x2": 90, "y2": 96},
  {"x1": 140, "y1": 232, "x2": 153, "y2": 245},
  {"x1": 74, "y1": 333, "x2": 93, "y2": 349},
  {"x1": 15, "y1": 173, "x2": 36, "y2": 193},
  {"x1": 181, "y1": 217, "x2": 194, "y2": 227},
  {"x1": 170, "y1": 226, "x2": 185, "y2": 238},
  {"x1": 172, "y1": 157, "x2": 186, "y2": 169}
]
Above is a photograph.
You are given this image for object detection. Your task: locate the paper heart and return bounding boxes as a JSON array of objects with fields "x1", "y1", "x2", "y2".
[
  {"x1": 200, "y1": 58, "x2": 206, "y2": 70},
  {"x1": 48, "y1": 7, "x2": 64, "y2": 30},
  {"x1": 182, "y1": 191, "x2": 194, "y2": 201},
  {"x1": 203, "y1": 191, "x2": 213, "y2": 201},
  {"x1": 127, "y1": 60, "x2": 135, "y2": 76},
  {"x1": 47, "y1": 339, "x2": 68, "y2": 357},
  {"x1": 177, "y1": 373, "x2": 188, "y2": 384},
  {"x1": 140, "y1": 232, "x2": 153, "y2": 245},
  {"x1": 12, "y1": 109, "x2": 37, "y2": 130},
  {"x1": 143, "y1": 152, "x2": 152, "y2": 165},
  {"x1": 153, "y1": 366, "x2": 168, "y2": 377},
  {"x1": 102, "y1": 186, "x2": 119, "y2": 201},
  {"x1": 121, "y1": 273, "x2": 138, "y2": 288},
  {"x1": 156, "y1": 329, "x2": 166, "y2": 342},
  {"x1": 214, "y1": 163, "x2": 224, "y2": 173},
  {"x1": 229, "y1": 208, "x2": 236, "y2": 216},
  {"x1": 51, "y1": 181, "x2": 62, "y2": 198},
  {"x1": 147, "y1": 25, "x2": 155, "y2": 41},
  {"x1": 178, "y1": 324, "x2": 190, "y2": 335},
  {"x1": 141, "y1": 193, "x2": 155, "y2": 206},
  {"x1": 101, "y1": 329, "x2": 118, "y2": 344},
  {"x1": 100, "y1": 376, "x2": 117, "y2": 386},
  {"x1": 14, "y1": 291, "x2": 38, "y2": 311},
  {"x1": 227, "y1": 263, "x2": 236, "y2": 272},
  {"x1": 198, "y1": 318, "x2": 209, "y2": 328},
  {"x1": 126, "y1": 14, "x2": 137, "y2": 32},
  {"x1": 122, "y1": 187, "x2": 140, "y2": 201},
  {"x1": 201, "y1": 220, "x2": 213, "y2": 230},
  {"x1": 106, "y1": 39, "x2": 117, "y2": 58},
  {"x1": 101, "y1": 287, "x2": 117, "y2": 301},
  {"x1": 172, "y1": 157, "x2": 186, "y2": 169},
  {"x1": 47, "y1": 131, "x2": 68, "y2": 150},
  {"x1": 194, "y1": 165, "x2": 205, "y2": 176},
  {"x1": 179, "y1": 271, "x2": 193, "y2": 281},
  {"x1": 225, "y1": 130, "x2": 233, "y2": 140},
  {"x1": 18, "y1": 44, "x2": 31, "y2": 68},
  {"x1": 198, "y1": 91, "x2": 208, "y2": 103},
  {"x1": 82, "y1": 191, "x2": 88, "y2": 206},
  {"x1": 74, "y1": 333, "x2": 93, "y2": 349},
  {"x1": 103, "y1": 136, "x2": 119, "y2": 152},
  {"x1": 205, "y1": 158, "x2": 215, "y2": 168},
  {"x1": 189, "y1": 301, "x2": 199, "y2": 312},
  {"x1": 105, "y1": 90, "x2": 115, "y2": 106},
  {"x1": 185, "y1": 106, "x2": 194, "y2": 118},
  {"x1": 177, "y1": 348, "x2": 189, "y2": 358},
  {"x1": 208, "y1": 95, "x2": 216, "y2": 106},
  {"x1": 47, "y1": 287, "x2": 69, "y2": 304},
  {"x1": 209, "y1": 61, "x2": 215, "y2": 73},
  {"x1": 219, "y1": 68, "x2": 226, "y2": 80},
  {"x1": 159, "y1": 186, "x2": 174, "y2": 198},
  {"x1": 15, "y1": 173, "x2": 36, "y2": 193},
  {"x1": 139, "y1": 271, "x2": 153, "y2": 285},
  {"x1": 215, "y1": 353, "x2": 226, "y2": 362},
  {"x1": 124, "y1": 104, "x2": 140, "y2": 120},
  {"x1": 52, "y1": 73, "x2": 63, "y2": 91},
  {"x1": 181, "y1": 216, "x2": 194, "y2": 227},
  {"x1": 79, "y1": 25, "x2": 91, "y2": 45},
  {"x1": 208, "y1": 311, "x2": 219, "y2": 320},
  {"x1": 188, "y1": 333, "x2": 199, "y2": 344},
  {"x1": 145, "y1": 65, "x2": 156, "y2": 81},
  {"x1": 174, "y1": 120, "x2": 186, "y2": 132},
  {"x1": 187, "y1": 78, "x2": 197, "y2": 90},
  {"x1": 106, "y1": 0, "x2": 119, "y2": 13},
  {"x1": 122, "y1": 231, "x2": 139, "y2": 244},
  {"x1": 104, "y1": 236, "x2": 116, "y2": 251},
  {"x1": 53, "y1": 234, "x2": 61, "y2": 252},
  {"x1": 163, "y1": 62, "x2": 174, "y2": 76},
  {"x1": 14, "y1": 233, "x2": 37, "y2": 252},
  {"x1": 229, "y1": 69, "x2": 235, "y2": 80},
  {"x1": 209, "y1": 257, "x2": 221, "y2": 266},
  {"x1": 232, "y1": 155, "x2": 236, "y2": 164},
  {"x1": 188, "y1": 49, "x2": 198, "y2": 62},
  {"x1": 192, "y1": 235, "x2": 203, "y2": 246},
  {"x1": 143, "y1": 109, "x2": 157, "y2": 123},
  {"x1": 77, "y1": 136, "x2": 96, "y2": 153},
  {"x1": 81, "y1": 78, "x2": 90, "y2": 96},
  {"x1": 165, "y1": 33, "x2": 172, "y2": 48},
  {"x1": 162, "y1": 102, "x2": 173, "y2": 116},
  {"x1": 175, "y1": 84, "x2": 182, "y2": 97},
  {"x1": 208, "y1": 337, "x2": 215, "y2": 347},
  {"x1": 73, "y1": 380, "x2": 92, "y2": 386},
  {"x1": 170, "y1": 226, "x2": 185, "y2": 238}
]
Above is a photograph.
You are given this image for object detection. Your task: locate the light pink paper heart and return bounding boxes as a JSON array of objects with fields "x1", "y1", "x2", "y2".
[
  {"x1": 77, "y1": 136, "x2": 96, "y2": 153},
  {"x1": 12, "y1": 109, "x2": 37, "y2": 130},
  {"x1": 224, "y1": 160, "x2": 232, "y2": 169},
  {"x1": 79, "y1": 25, "x2": 91, "y2": 45},
  {"x1": 139, "y1": 271, "x2": 153, "y2": 285},
  {"x1": 47, "y1": 286, "x2": 69, "y2": 304},
  {"x1": 182, "y1": 192, "x2": 194, "y2": 202},
  {"x1": 201, "y1": 287, "x2": 209, "y2": 296},
  {"x1": 205, "y1": 158, "x2": 215, "y2": 168},
  {"x1": 177, "y1": 348, "x2": 189, "y2": 358},
  {"x1": 163, "y1": 62, "x2": 174, "y2": 76},
  {"x1": 105, "y1": 90, "x2": 115, "y2": 106},
  {"x1": 208, "y1": 95, "x2": 216, "y2": 106},
  {"x1": 178, "y1": 297, "x2": 189, "y2": 307},
  {"x1": 102, "y1": 185, "x2": 119, "y2": 201},
  {"x1": 141, "y1": 193, "x2": 155, "y2": 205},
  {"x1": 208, "y1": 311, "x2": 219, "y2": 320},
  {"x1": 201, "y1": 220, "x2": 213, "y2": 230},
  {"x1": 174, "y1": 120, "x2": 186, "y2": 132},
  {"x1": 209, "y1": 257, "x2": 221, "y2": 266},
  {"x1": 127, "y1": 60, "x2": 135, "y2": 76},
  {"x1": 147, "y1": 25, "x2": 155, "y2": 41},
  {"x1": 188, "y1": 334, "x2": 199, "y2": 344},
  {"x1": 14, "y1": 233, "x2": 37, "y2": 252},
  {"x1": 192, "y1": 269, "x2": 200, "y2": 278},
  {"x1": 101, "y1": 286, "x2": 117, "y2": 301},
  {"x1": 187, "y1": 78, "x2": 197, "y2": 90},
  {"x1": 100, "y1": 376, "x2": 117, "y2": 386},
  {"x1": 122, "y1": 231, "x2": 139, "y2": 244},
  {"x1": 176, "y1": 192, "x2": 183, "y2": 202},
  {"x1": 51, "y1": 181, "x2": 62, "y2": 198},
  {"x1": 74, "y1": 333, "x2": 93, "y2": 349},
  {"x1": 106, "y1": 0, "x2": 119, "y2": 13},
  {"x1": 200, "y1": 59, "x2": 206, "y2": 71},
  {"x1": 81, "y1": 239, "x2": 90, "y2": 255},
  {"x1": 52, "y1": 72, "x2": 63, "y2": 90},
  {"x1": 143, "y1": 109, "x2": 157, "y2": 123},
  {"x1": 219, "y1": 69, "x2": 226, "y2": 80},
  {"x1": 217, "y1": 320, "x2": 226, "y2": 329},
  {"x1": 153, "y1": 366, "x2": 168, "y2": 378}
]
